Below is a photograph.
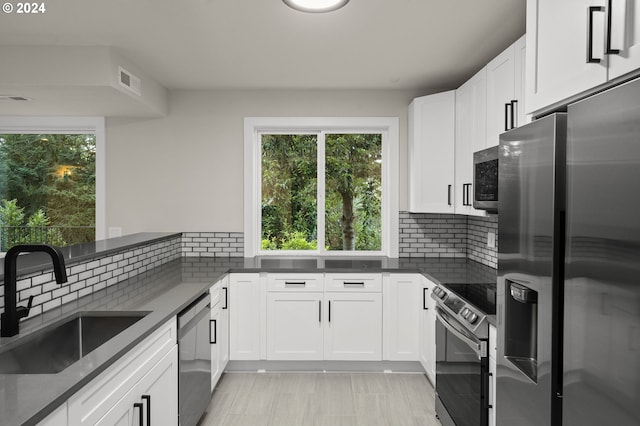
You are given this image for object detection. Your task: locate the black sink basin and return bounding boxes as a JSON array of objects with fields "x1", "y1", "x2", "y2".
[{"x1": 0, "y1": 311, "x2": 148, "y2": 374}]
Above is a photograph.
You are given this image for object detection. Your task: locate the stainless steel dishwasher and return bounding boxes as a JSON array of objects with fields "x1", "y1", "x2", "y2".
[{"x1": 178, "y1": 293, "x2": 211, "y2": 426}]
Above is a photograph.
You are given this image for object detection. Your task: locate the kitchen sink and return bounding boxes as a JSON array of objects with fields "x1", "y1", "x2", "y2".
[{"x1": 0, "y1": 311, "x2": 148, "y2": 374}]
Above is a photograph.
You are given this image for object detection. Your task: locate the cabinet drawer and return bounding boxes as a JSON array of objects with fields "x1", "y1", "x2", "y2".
[
  {"x1": 324, "y1": 274, "x2": 382, "y2": 292},
  {"x1": 267, "y1": 273, "x2": 324, "y2": 292}
]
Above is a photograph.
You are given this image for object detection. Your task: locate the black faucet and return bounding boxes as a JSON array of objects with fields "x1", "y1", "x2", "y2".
[{"x1": 1, "y1": 244, "x2": 68, "y2": 337}]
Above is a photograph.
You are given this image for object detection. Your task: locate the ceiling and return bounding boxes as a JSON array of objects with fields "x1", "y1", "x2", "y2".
[{"x1": 0, "y1": 0, "x2": 525, "y2": 115}]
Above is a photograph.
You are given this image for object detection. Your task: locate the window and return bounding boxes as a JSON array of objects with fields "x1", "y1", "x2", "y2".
[
  {"x1": 245, "y1": 117, "x2": 398, "y2": 257},
  {"x1": 0, "y1": 117, "x2": 105, "y2": 251}
]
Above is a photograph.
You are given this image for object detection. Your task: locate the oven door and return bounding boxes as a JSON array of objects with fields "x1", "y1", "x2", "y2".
[{"x1": 435, "y1": 306, "x2": 489, "y2": 426}]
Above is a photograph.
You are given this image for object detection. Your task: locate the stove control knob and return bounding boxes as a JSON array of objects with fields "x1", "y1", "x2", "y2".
[
  {"x1": 467, "y1": 313, "x2": 479, "y2": 324},
  {"x1": 461, "y1": 308, "x2": 470, "y2": 318}
]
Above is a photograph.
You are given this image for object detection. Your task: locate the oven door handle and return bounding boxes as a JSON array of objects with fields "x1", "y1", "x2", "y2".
[{"x1": 435, "y1": 306, "x2": 483, "y2": 358}]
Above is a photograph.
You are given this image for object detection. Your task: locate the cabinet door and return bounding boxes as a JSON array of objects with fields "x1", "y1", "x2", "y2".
[
  {"x1": 220, "y1": 281, "x2": 230, "y2": 371},
  {"x1": 608, "y1": 0, "x2": 640, "y2": 79},
  {"x1": 68, "y1": 320, "x2": 177, "y2": 426},
  {"x1": 455, "y1": 68, "x2": 488, "y2": 216},
  {"x1": 94, "y1": 388, "x2": 138, "y2": 426},
  {"x1": 137, "y1": 345, "x2": 178, "y2": 426},
  {"x1": 513, "y1": 35, "x2": 529, "y2": 128},
  {"x1": 419, "y1": 278, "x2": 436, "y2": 385},
  {"x1": 267, "y1": 292, "x2": 324, "y2": 360},
  {"x1": 486, "y1": 43, "x2": 516, "y2": 147},
  {"x1": 489, "y1": 355, "x2": 497, "y2": 426},
  {"x1": 526, "y1": 0, "x2": 608, "y2": 114},
  {"x1": 383, "y1": 274, "x2": 420, "y2": 361},
  {"x1": 489, "y1": 324, "x2": 497, "y2": 426},
  {"x1": 324, "y1": 292, "x2": 382, "y2": 361},
  {"x1": 229, "y1": 274, "x2": 261, "y2": 360},
  {"x1": 210, "y1": 304, "x2": 222, "y2": 389},
  {"x1": 408, "y1": 91, "x2": 455, "y2": 213}
]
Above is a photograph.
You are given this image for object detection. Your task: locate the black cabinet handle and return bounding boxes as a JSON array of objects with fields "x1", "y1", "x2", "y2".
[
  {"x1": 447, "y1": 185, "x2": 452, "y2": 206},
  {"x1": 285, "y1": 281, "x2": 306, "y2": 287},
  {"x1": 141, "y1": 395, "x2": 151, "y2": 426},
  {"x1": 328, "y1": 300, "x2": 331, "y2": 323},
  {"x1": 504, "y1": 102, "x2": 511, "y2": 131},
  {"x1": 134, "y1": 402, "x2": 144, "y2": 426},
  {"x1": 462, "y1": 183, "x2": 473, "y2": 206},
  {"x1": 319, "y1": 300, "x2": 321, "y2": 323},
  {"x1": 462, "y1": 183, "x2": 467, "y2": 206},
  {"x1": 510, "y1": 100, "x2": 517, "y2": 129},
  {"x1": 606, "y1": 0, "x2": 621, "y2": 55},
  {"x1": 210, "y1": 319, "x2": 217, "y2": 344},
  {"x1": 588, "y1": 6, "x2": 605, "y2": 63},
  {"x1": 423, "y1": 287, "x2": 428, "y2": 310},
  {"x1": 222, "y1": 287, "x2": 228, "y2": 309}
]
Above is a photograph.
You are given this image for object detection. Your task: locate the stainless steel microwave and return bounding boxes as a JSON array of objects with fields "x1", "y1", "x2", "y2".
[{"x1": 473, "y1": 146, "x2": 498, "y2": 213}]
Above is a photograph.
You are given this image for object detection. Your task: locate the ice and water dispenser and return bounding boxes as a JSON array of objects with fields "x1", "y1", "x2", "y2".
[{"x1": 504, "y1": 280, "x2": 539, "y2": 382}]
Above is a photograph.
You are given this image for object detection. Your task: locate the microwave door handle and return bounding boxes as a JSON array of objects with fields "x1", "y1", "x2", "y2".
[{"x1": 435, "y1": 307, "x2": 482, "y2": 357}]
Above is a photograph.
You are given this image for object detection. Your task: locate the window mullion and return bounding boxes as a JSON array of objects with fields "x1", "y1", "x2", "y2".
[{"x1": 317, "y1": 132, "x2": 326, "y2": 254}]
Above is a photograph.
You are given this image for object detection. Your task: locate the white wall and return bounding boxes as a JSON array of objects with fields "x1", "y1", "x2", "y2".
[{"x1": 106, "y1": 89, "x2": 424, "y2": 235}]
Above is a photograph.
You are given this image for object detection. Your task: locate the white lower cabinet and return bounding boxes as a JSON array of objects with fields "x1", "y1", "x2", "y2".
[
  {"x1": 419, "y1": 277, "x2": 436, "y2": 385},
  {"x1": 210, "y1": 276, "x2": 229, "y2": 390},
  {"x1": 489, "y1": 324, "x2": 497, "y2": 426},
  {"x1": 229, "y1": 273, "x2": 262, "y2": 360},
  {"x1": 324, "y1": 292, "x2": 382, "y2": 361},
  {"x1": 267, "y1": 292, "x2": 324, "y2": 360},
  {"x1": 96, "y1": 346, "x2": 178, "y2": 426},
  {"x1": 383, "y1": 274, "x2": 420, "y2": 361},
  {"x1": 265, "y1": 274, "x2": 382, "y2": 361},
  {"x1": 68, "y1": 319, "x2": 178, "y2": 426}
]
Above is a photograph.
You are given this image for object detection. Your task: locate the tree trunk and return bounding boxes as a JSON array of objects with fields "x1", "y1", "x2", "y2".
[{"x1": 341, "y1": 192, "x2": 355, "y2": 250}]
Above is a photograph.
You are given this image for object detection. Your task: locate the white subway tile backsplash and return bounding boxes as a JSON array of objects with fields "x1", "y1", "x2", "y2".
[
  {"x1": 0, "y1": 235, "x2": 182, "y2": 320},
  {"x1": 399, "y1": 212, "x2": 497, "y2": 268},
  {"x1": 181, "y1": 232, "x2": 244, "y2": 257}
]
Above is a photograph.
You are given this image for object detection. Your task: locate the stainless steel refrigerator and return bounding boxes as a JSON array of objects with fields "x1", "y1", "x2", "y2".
[{"x1": 497, "y1": 77, "x2": 640, "y2": 426}]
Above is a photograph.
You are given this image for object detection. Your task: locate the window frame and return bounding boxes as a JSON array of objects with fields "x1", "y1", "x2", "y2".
[
  {"x1": 244, "y1": 117, "x2": 399, "y2": 258},
  {"x1": 0, "y1": 116, "x2": 106, "y2": 241}
]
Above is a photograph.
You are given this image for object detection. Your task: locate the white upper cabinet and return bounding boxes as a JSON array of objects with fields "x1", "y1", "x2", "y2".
[
  {"x1": 608, "y1": 0, "x2": 640, "y2": 79},
  {"x1": 514, "y1": 35, "x2": 529, "y2": 128},
  {"x1": 486, "y1": 35, "x2": 526, "y2": 147},
  {"x1": 455, "y1": 67, "x2": 487, "y2": 216},
  {"x1": 408, "y1": 91, "x2": 456, "y2": 214},
  {"x1": 526, "y1": 0, "x2": 640, "y2": 115}
]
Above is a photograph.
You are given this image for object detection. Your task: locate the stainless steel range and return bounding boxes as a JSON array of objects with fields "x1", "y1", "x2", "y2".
[{"x1": 431, "y1": 282, "x2": 496, "y2": 426}]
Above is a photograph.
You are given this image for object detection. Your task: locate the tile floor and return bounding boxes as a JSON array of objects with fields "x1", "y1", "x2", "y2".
[{"x1": 198, "y1": 372, "x2": 441, "y2": 426}]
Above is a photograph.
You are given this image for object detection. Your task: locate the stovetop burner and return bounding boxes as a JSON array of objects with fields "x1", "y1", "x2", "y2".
[{"x1": 441, "y1": 283, "x2": 497, "y2": 315}]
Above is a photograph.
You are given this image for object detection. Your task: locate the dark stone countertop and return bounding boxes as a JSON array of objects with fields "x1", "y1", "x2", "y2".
[{"x1": 0, "y1": 254, "x2": 495, "y2": 426}]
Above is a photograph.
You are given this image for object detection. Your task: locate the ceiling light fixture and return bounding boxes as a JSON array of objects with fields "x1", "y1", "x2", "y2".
[{"x1": 283, "y1": 0, "x2": 349, "y2": 13}]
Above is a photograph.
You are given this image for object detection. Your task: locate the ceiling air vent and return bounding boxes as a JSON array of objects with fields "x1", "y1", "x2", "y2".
[
  {"x1": 118, "y1": 67, "x2": 141, "y2": 96},
  {"x1": 0, "y1": 95, "x2": 32, "y2": 101}
]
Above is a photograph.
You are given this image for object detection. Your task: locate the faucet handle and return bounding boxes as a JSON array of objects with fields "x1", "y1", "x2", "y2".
[{"x1": 16, "y1": 295, "x2": 34, "y2": 320}]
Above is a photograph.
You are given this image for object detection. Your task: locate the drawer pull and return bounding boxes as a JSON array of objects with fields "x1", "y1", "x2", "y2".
[
  {"x1": 285, "y1": 281, "x2": 306, "y2": 287},
  {"x1": 343, "y1": 282, "x2": 365, "y2": 287}
]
